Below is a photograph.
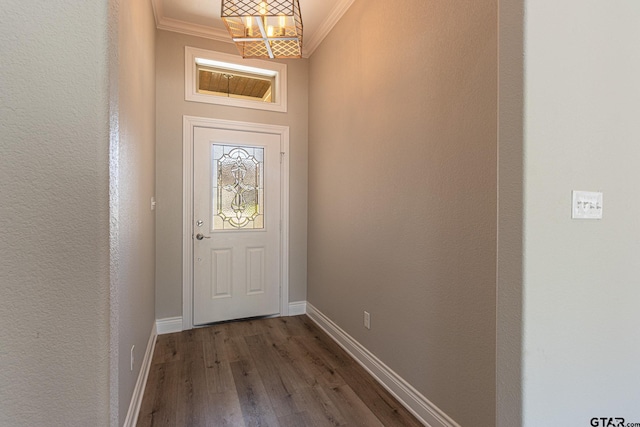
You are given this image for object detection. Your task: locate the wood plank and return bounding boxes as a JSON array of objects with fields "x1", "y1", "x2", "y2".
[
  {"x1": 231, "y1": 318, "x2": 263, "y2": 337},
  {"x1": 202, "y1": 327, "x2": 236, "y2": 394},
  {"x1": 324, "y1": 383, "x2": 385, "y2": 427},
  {"x1": 291, "y1": 385, "x2": 346, "y2": 427},
  {"x1": 230, "y1": 358, "x2": 280, "y2": 427},
  {"x1": 223, "y1": 331, "x2": 253, "y2": 363},
  {"x1": 205, "y1": 390, "x2": 246, "y2": 427},
  {"x1": 287, "y1": 334, "x2": 347, "y2": 388},
  {"x1": 152, "y1": 333, "x2": 180, "y2": 365},
  {"x1": 136, "y1": 362, "x2": 180, "y2": 427},
  {"x1": 259, "y1": 317, "x2": 291, "y2": 341},
  {"x1": 276, "y1": 315, "x2": 313, "y2": 337},
  {"x1": 267, "y1": 317, "x2": 347, "y2": 389},
  {"x1": 277, "y1": 411, "x2": 315, "y2": 427},
  {"x1": 244, "y1": 333, "x2": 301, "y2": 417},
  {"x1": 326, "y1": 353, "x2": 423, "y2": 427},
  {"x1": 296, "y1": 317, "x2": 354, "y2": 369},
  {"x1": 175, "y1": 341, "x2": 209, "y2": 427}
]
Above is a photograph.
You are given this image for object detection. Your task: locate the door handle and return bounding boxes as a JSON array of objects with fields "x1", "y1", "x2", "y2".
[{"x1": 195, "y1": 233, "x2": 211, "y2": 240}]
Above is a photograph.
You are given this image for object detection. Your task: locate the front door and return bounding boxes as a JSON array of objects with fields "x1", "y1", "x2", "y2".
[{"x1": 192, "y1": 126, "x2": 281, "y2": 325}]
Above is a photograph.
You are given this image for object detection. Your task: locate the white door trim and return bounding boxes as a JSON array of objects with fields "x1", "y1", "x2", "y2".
[{"x1": 182, "y1": 115, "x2": 290, "y2": 331}]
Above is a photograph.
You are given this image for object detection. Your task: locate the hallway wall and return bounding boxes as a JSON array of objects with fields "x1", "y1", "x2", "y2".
[
  {"x1": 0, "y1": 1, "x2": 111, "y2": 425},
  {"x1": 154, "y1": 31, "x2": 309, "y2": 320},
  {"x1": 111, "y1": 0, "x2": 157, "y2": 425},
  {"x1": 497, "y1": 0, "x2": 524, "y2": 425},
  {"x1": 307, "y1": 1, "x2": 498, "y2": 425},
  {"x1": 520, "y1": 1, "x2": 640, "y2": 424}
]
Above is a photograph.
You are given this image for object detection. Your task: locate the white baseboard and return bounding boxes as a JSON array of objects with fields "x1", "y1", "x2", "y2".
[
  {"x1": 288, "y1": 301, "x2": 307, "y2": 316},
  {"x1": 156, "y1": 303, "x2": 305, "y2": 334},
  {"x1": 123, "y1": 322, "x2": 157, "y2": 427},
  {"x1": 156, "y1": 316, "x2": 183, "y2": 335},
  {"x1": 306, "y1": 303, "x2": 460, "y2": 427},
  {"x1": 156, "y1": 304, "x2": 304, "y2": 333}
]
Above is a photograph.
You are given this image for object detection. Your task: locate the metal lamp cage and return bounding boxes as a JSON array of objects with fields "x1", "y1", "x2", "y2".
[{"x1": 221, "y1": 0, "x2": 303, "y2": 59}]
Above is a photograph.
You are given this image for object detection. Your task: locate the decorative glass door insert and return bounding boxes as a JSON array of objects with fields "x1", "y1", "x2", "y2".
[{"x1": 212, "y1": 144, "x2": 264, "y2": 230}]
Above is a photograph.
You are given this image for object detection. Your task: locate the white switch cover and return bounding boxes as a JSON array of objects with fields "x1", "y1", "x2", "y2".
[{"x1": 572, "y1": 191, "x2": 603, "y2": 219}]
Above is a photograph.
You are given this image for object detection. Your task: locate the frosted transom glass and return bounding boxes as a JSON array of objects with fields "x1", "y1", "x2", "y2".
[{"x1": 212, "y1": 144, "x2": 264, "y2": 230}]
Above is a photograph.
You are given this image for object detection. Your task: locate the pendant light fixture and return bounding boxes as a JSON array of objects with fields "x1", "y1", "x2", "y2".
[{"x1": 221, "y1": 0, "x2": 303, "y2": 59}]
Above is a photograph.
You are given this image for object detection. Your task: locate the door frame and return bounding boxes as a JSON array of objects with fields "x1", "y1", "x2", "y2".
[{"x1": 182, "y1": 115, "x2": 290, "y2": 330}]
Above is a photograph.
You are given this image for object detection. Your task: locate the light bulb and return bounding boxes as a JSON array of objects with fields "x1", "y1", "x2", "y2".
[{"x1": 245, "y1": 16, "x2": 253, "y2": 36}]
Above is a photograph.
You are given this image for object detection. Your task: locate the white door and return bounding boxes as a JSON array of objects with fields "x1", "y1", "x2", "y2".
[{"x1": 192, "y1": 126, "x2": 281, "y2": 325}]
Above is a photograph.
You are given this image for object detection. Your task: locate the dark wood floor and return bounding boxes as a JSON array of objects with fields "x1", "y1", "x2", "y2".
[{"x1": 137, "y1": 315, "x2": 423, "y2": 427}]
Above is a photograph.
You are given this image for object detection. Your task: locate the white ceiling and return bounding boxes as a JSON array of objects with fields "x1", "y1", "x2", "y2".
[{"x1": 151, "y1": 0, "x2": 355, "y2": 58}]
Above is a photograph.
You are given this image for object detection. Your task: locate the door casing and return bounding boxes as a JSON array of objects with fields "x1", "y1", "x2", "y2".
[{"x1": 182, "y1": 115, "x2": 290, "y2": 330}]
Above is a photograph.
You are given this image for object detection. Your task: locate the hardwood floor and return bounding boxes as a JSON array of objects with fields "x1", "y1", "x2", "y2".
[{"x1": 137, "y1": 315, "x2": 423, "y2": 427}]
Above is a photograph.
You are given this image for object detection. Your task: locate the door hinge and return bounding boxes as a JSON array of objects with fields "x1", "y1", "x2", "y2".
[{"x1": 280, "y1": 151, "x2": 285, "y2": 164}]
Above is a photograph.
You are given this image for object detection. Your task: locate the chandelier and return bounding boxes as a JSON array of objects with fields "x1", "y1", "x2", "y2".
[{"x1": 221, "y1": 0, "x2": 303, "y2": 59}]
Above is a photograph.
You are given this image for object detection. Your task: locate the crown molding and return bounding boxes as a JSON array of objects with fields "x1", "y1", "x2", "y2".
[
  {"x1": 303, "y1": 0, "x2": 356, "y2": 57},
  {"x1": 158, "y1": 17, "x2": 231, "y2": 43},
  {"x1": 151, "y1": 0, "x2": 356, "y2": 58},
  {"x1": 150, "y1": 0, "x2": 164, "y2": 28}
]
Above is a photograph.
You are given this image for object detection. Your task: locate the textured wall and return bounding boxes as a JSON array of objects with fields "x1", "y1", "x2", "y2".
[
  {"x1": 307, "y1": 1, "x2": 497, "y2": 425},
  {"x1": 155, "y1": 31, "x2": 309, "y2": 319},
  {"x1": 522, "y1": 2, "x2": 640, "y2": 424},
  {"x1": 0, "y1": 1, "x2": 111, "y2": 426},
  {"x1": 110, "y1": 0, "x2": 157, "y2": 425}
]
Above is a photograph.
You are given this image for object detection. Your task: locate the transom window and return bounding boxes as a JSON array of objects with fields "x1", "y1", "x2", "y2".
[
  {"x1": 185, "y1": 47, "x2": 287, "y2": 112},
  {"x1": 196, "y1": 64, "x2": 275, "y2": 103}
]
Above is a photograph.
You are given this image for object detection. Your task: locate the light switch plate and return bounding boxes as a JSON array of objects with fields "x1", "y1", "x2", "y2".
[{"x1": 572, "y1": 191, "x2": 603, "y2": 219}]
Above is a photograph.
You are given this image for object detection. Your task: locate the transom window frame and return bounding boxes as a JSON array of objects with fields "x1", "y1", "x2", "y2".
[{"x1": 185, "y1": 46, "x2": 288, "y2": 113}]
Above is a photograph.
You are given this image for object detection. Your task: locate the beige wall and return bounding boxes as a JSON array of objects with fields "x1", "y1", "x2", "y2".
[
  {"x1": 521, "y1": 1, "x2": 640, "y2": 424},
  {"x1": 155, "y1": 31, "x2": 309, "y2": 319},
  {"x1": 0, "y1": 1, "x2": 111, "y2": 425},
  {"x1": 0, "y1": 0, "x2": 157, "y2": 424},
  {"x1": 111, "y1": 0, "x2": 157, "y2": 425},
  {"x1": 497, "y1": 0, "x2": 524, "y2": 425},
  {"x1": 307, "y1": 1, "x2": 497, "y2": 426}
]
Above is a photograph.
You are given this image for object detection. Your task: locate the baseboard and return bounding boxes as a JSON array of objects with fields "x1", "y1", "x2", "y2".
[
  {"x1": 306, "y1": 303, "x2": 460, "y2": 427},
  {"x1": 156, "y1": 316, "x2": 183, "y2": 335},
  {"x1": 156, "y1": 304, "x2": 305, "y2": 334},
  {"x1": 288, "y1": 301, "x2": 307, "y2": 316},
  {"x1": 123, "y1": 322, "x2": 157, "y2": 427}
]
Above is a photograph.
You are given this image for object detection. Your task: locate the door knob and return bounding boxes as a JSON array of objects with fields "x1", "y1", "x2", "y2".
[{"x1": 195, "y1": 233, "x2": 211, "y2": 240}]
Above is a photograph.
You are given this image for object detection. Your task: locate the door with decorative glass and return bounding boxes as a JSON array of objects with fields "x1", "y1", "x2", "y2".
[{"x1": 193, "y1": 126, "x2": 281, "y2": 325}]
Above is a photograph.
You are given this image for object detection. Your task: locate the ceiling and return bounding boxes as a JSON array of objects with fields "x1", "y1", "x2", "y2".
[{"x1": 151, "y1": 0, "x2": 355, "y2": 58}]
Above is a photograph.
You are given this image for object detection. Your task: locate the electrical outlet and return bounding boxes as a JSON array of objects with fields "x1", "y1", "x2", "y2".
[
  {"x1": 130, "y1": 345, "x2": 135, "y2": 371},
  {"x1": 364, "y1": 311, "x2": 371, "y2": 330}
]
